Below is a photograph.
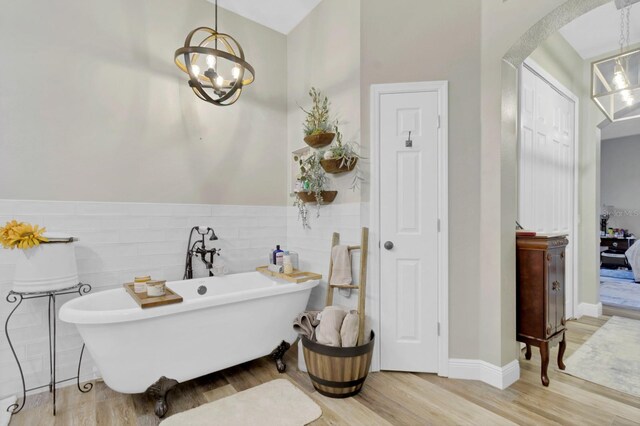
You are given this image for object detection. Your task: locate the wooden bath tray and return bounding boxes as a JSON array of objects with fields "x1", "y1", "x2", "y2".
[
  {"x1": 256, "y1": 266, "x2": 322, "y2": 284},
  {"x1": 123, "y1": 283, "x2": 183, "y2": 309}
]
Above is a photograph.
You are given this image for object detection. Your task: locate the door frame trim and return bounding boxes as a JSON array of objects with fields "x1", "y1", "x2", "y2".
[
  {"x1": 370, "y1": 81, "x2": 449, "y2": 376},
  {"x1": 520, "y1": 58, "x2": 580, "y2": 320}
]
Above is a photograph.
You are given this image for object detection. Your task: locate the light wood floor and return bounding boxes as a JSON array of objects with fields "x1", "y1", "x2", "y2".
[
  {"x1": 9, "y1": 316, "x2": 640, "y2": 425},
  {"x1": 603, "y1": 304, "x2": 640, "y2": 321}
]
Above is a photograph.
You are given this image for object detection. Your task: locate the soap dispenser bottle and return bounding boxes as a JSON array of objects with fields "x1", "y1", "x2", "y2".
[{"x1": 273, "y1": 245, "x2": 283, "y2": 265}]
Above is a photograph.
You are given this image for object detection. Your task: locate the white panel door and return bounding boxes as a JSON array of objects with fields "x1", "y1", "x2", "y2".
[
  {"x1": 519, "y1": 64, "x2": 576, "y2": 317},
  {"x1": 379, "y1": 91, "x2": 440, "y2": 372}
]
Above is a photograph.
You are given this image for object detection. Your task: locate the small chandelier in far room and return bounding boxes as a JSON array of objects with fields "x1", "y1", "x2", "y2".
[
  {"x1": 174, "y1": 0, "x2": 255, "y2": 106},
  {"x1": 592, "y1": 1, "x2": 640, "y2": 122}
]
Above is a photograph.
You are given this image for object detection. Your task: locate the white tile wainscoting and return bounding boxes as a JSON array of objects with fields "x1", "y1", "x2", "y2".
[
  {"x1": 0, "y1": 199, "x2": 287, "y2": 399},
  {"x1": 286, "y1": 202, "x2": 363, "y2": 311}
]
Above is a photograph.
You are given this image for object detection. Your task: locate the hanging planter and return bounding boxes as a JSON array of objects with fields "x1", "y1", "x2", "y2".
[
  {"x1": 318, "y1": 126, "x2": 364, "y2": 187},
  {"x1": 296, "y1": 190, "x2": 338, "y2": 205},
  {"x1": 303, "y1": 132, "x2": 335, "y2": 149},
  {"x1": 294, "y1": 88, "x2": 355, "y2": 228},
  {"x1": 320, "y1": 157, "x2": 358, "y2": 174},
  {"x1": 300, "y1": 88, "x2": 334, "y2": 148}
]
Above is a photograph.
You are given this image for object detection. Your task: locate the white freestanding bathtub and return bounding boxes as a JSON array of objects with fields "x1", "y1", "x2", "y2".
[{"x1": 60, "y1": 272, "x2": 317, "y2": 415}]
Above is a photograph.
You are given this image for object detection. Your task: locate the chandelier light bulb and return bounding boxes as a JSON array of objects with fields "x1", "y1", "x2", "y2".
[
  {"x1": 191, "y1": 64, "x2": 201, "y2": 77},
  {"x1": 206, "y1": 55, "x2": 216, "y2": 69},
  {"x1": 216, "y1": 75, "x2": 224, "y2": 87},
  {"x1": 232, "y1": 66, "x2": 241, "y2": 79},
  {"x1": 613, "y1": 73, "x2": 627, "y2": 90},
  {"x1": 613, "y1": 63, "x2": 628, "y2": 90}
]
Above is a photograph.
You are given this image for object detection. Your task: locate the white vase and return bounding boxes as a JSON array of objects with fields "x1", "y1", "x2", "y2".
[{"x1": 12, "y1": 235, "x2": 79, "y2": 293}]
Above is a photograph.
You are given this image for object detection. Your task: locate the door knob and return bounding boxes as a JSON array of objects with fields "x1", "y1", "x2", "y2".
[{"x1": 384, "y1": 241, "x2": 394, "y2": 250}]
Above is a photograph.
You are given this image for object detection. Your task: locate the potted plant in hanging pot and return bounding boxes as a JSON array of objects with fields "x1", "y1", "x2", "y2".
[
  {"x1": 294, "y1": 151, "x2": 338, "y2": 228},
  {"x1": 300, "y1": 87, "x2": 335, "y2": 149},
  {"x1": 296, "y1": 151, "x2": 338, "y2": 205},
  {"x1": 320, "y1": 125, "x2": 363, "y2": 177},
  {"x1": 1, "y1": 220, "x2": 79, "y2": 293}
]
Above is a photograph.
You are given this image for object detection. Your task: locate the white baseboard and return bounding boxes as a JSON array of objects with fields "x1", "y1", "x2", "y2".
[
  {"x1": 448, "y1": 359, "x2": 520, "y2": 390},
  {"x1": 577, "y1": 302, "x2": 602, "y2": 318}
]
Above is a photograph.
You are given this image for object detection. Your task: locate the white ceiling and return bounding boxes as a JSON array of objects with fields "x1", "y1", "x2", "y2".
[
  {"x1": 559, "y1": 2, "x2": 640, "y2": 59},
  {"x1": 215, "y1": 0, "x2": 321, "y2": 34}
]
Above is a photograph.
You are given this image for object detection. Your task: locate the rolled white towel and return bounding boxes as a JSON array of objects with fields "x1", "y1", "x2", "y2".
[
  {"x1": 315, "y1": 306, "x2": 347, "y2": 347},
  {"x1": 340, "y1": 310, "x2": 359, "y2": 347}
]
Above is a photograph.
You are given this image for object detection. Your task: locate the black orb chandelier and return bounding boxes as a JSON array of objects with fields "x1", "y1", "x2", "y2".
[{"x1": 174, "y1": 0, "x2": 255, "y2": 106}]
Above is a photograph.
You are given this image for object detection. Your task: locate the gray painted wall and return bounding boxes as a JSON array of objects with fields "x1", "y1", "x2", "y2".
[
  {"x1": 601, "y1": 135, "x2": 640, "y2": 234},
  {"x1": 361, "y1": 0, "x2": 482, "y2": 360},
  {"x1": 0, "y1": 0, "x2": 288, "y2": 205}
]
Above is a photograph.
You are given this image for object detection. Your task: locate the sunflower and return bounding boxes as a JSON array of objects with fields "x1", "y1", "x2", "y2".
[
  {"x1": 0, "y1": 221, "x2": 48, "y2": 250},
  {"x1": 0, "y1": 220, "x2": 23, "y2": 249}
]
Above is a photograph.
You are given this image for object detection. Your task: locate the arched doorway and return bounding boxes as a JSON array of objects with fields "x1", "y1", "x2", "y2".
[{"x1": 495, "y1": 0, "x2": 610, "y2": 366}]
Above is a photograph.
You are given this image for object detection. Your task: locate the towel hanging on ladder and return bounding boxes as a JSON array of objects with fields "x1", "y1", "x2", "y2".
[{"x1": 329, "y1": 245, "x2": 352, "y2": 286}]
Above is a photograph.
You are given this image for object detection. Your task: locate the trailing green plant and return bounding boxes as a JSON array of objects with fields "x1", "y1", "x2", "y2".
[
  {"x1": 293, "y1": 195, "x2": 310, "y2": 229},
  {"x1": 297, "y1": 152, "x2": 328, "y2": 216},
  {"x1": 322, "y1": 124, "x2": 365, "y2": 190},
  {"x1": 299, "y1": 87, "x2": 332, "y2": 136}
]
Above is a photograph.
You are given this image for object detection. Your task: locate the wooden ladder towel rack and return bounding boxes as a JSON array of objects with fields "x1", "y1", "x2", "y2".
[{"x1": 325, "y1": 227, "x2": 369, "y2": 346}]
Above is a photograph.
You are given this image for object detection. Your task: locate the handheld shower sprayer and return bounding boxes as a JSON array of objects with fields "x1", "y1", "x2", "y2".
[
  {"x1": 184, "y1": 226, "x2": 221, "y2": 279},
  {"x1": 196, "y1": 226, "x2": 218, "y2": 241}
]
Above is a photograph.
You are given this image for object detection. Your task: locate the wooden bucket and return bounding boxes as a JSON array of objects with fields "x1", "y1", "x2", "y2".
[{"x1": 301, "y1": 331, "x2": 374, "y2": 398}]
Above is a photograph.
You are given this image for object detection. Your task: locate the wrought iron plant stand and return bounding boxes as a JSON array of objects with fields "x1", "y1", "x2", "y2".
[{"x1": 4, "y1": 283, "x2": 93, "y2": 416}]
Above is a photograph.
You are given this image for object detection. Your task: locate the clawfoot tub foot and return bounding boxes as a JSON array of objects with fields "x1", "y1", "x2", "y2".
[
  {"x1": 270, "y1": 340, "x2": 291, "y2": 373},
  {"x1": 146, "y1": 376, "x2": 178, "y2": 418}
]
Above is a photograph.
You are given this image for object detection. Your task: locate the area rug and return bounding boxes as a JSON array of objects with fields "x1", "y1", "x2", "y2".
[
  {"x1": 600, "y1": 280, "x2": 640, "y2": 310},
  {"x1": 563, "y1": 316, "x2": 640, "y2": 397},
  {"x1": 161, "y1": 379, "x2": 322, "y2": 426},
  {"x1": 600, "y1": 268, "x2": 636, "y2": 282}
]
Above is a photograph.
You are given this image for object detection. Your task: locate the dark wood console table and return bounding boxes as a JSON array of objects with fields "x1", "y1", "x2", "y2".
[{"x1": 516, "y1": 234, "x2": 568, "y2": 387}]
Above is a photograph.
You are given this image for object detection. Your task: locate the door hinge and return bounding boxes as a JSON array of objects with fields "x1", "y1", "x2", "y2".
[
  {"x1": 437, "y1": 115, "x2": 441, "y2": 129},
  {"x1": 437, "y1": 322, "x2": 441, "y2": 336},
  {"x1": 437, "y1": 219, "x2": 441, "y2": 232}
]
